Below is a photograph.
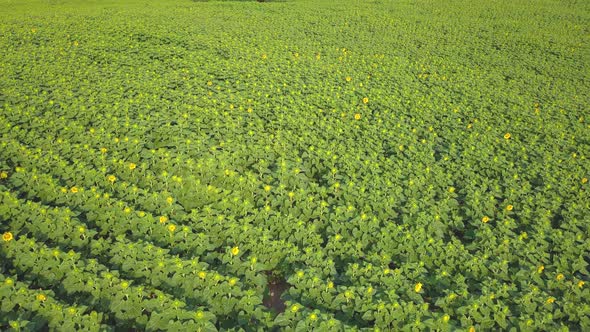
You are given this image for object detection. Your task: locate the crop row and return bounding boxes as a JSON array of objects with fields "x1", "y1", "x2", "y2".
[{"x1": 1, "y1": 236, "x2": 217, "y2": 331}]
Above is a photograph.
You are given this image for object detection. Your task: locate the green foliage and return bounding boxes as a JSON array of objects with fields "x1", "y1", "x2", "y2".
[{"x1": 0, "y1": 0, "x2": 589, "y2": 330}]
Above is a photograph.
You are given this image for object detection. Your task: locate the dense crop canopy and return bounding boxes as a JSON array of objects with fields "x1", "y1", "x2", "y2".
[{"x1": 1, "y1": 0, "x2": 589, "y2": 330}]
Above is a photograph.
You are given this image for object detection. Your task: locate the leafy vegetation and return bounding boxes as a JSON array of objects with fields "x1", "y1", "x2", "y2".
[{"x1": 1, "y1": 0, "x2": 589, "y2": 330}]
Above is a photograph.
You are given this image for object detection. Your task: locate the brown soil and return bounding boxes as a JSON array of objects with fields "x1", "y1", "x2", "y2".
[{"x1": 262, "y1": 277, "x2": 290, "y2": 313}]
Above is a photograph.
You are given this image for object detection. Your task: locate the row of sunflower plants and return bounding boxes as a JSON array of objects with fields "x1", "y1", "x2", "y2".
[
  {"x1": 0, "y1": 189, "x2": 272, "y2": 328},
  {"x1": 0, "y1": 236, "x2": 217, "y2": 331},
  {"x1": 0, "y1": 166, "x2": 275, "y2": 327},
  {"x1": 0, "y1": 272, "x2": 107, "y2": 331}
]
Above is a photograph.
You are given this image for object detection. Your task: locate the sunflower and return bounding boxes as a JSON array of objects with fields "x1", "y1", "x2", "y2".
[
  {"x1": 414, "y1": 282, "x2": 423, "y2": 292},
  {"x1": 2, "y1": 232, "x2": 13, "y2": 242}
]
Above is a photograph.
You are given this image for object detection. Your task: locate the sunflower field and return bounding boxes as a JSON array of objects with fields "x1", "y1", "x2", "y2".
[{"x1": 1, "y1": 0, "x2": 589, "y2": 330}]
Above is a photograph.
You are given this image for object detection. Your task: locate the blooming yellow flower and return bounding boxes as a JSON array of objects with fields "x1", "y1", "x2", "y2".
[
  {"x1": 231, "y1": 246, "x2": 240, "y2": 256},
  {"x1": 354, "y1": 113, "x2": 361, "y2": 120},
  {"x1": 481, "y1": 216, "x2": 490, "y2": 223},
  {"x1": 229, "y1": 278, "x2": 238, "y2": 286},
  {"x1": 207, "y1": 81, "x2": 213, "y2": 86},
  {"x1": 327, "y1": 281, "x2": 334, "y2": 289},
  {"x1": 2, "y1": 232, "x2": 13, "y2": 242},
  {"x1": 582, "y1": 178, "x2": 588, "y2": 184},
  {"x1": 362, "y1": 97, "x2": 369, "y2": 104},
  {"x1": 70, "y1": 187, "x2": 78, "y2": 193},
  {"x1": 546, "y1": 297, "x2": 555, "y2": 304},
  {"x1": 578, "y1": 281, "x2": 585, "y2": 288},
  {"x1": 309, "y1": 313, "x2": 318, "y2": 321},
  {"x1": 469, "y1": 327, "x2": 476, "y2": 332},
  {"x1": 506, "y1": 205, "x2": 513, "y2": 211},
  {"x1": 291, "y1": 304, "x2": 300, "y2": 313},
  {"x1": 537, "y1": 265, "x2": 544, "y2": 273},
  {"x1": 247, "y1": 108, "x2": 253, "y2": 113},
  {"x1": 166, "y1": 197, "x2": 174, "y2": 205},
  {"x1": 159, "y1": 216, "x2": 168, "y2": 224},
  {"x1": 5, "y1": 278, "x2": 13, "y2": 285},
  {"x1": 442, "y1": 314, "x2": 450, "y2": 323},
  {"x1": 504, "y1": 133, "x2": 511, "y2": 139},
  {"x1": 448, "y1": 187, "x2": 455, "y2": 193},
  {"x1": 100, "y1": 147, "x2": 107, "y2": 154},
  {"x1": 264, "y1": 185, "x2": 271, "y2": 192},
  {"x1": 556, "y1": 273, "x2": 565, "y2": 281},
  {"x1": 36, "y1": 294, "x2": 46, "y2": 301},
  {"x1": 415, "y1": 282, "x2": 423, "y2": 292},
  {"x1": 345, "y1": 76, "x2": 352, "y2": 82},
  {"x1": 107, "y1": 175, "x2": 116, "y2": 183},
  {"x1": 198, "y1": 271, "x2": 206, "y2": 279},
  {"x1": 0, "y1": 171, "x2": 7, "y2": 179},
  {"x1": 167, "y1": 224, "x2": 176, "y2": 232},
  {"x1": 129, "y1": 163, "x2": 136, "y2": 170}
]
